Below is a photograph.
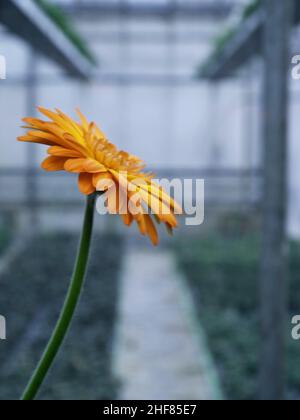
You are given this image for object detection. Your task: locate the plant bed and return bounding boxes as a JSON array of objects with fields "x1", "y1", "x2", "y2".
[
  {"x1": 0, "y1": 213, "x2": 14, "y2": 257},
  {"x1": 174, "y1": 233, "x2": 300, "y2": 400},
  {"x1": 0, "y1": 229, "x2": 10, "y2": 257},
  {"x1": 0, "y1": 233, "x2": 123, "y2": 400}
]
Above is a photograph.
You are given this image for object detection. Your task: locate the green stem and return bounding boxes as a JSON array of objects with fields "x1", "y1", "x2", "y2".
[{"x1": 21, "y1": 194, "x2": 96, "y2": 401}]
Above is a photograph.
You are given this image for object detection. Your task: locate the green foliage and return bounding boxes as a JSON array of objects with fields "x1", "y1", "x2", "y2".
[
  {"x1": 200, "y1": 0, "x2": 262, "y2": 75},
  {"x1": 34, "y1": 0, "x2": 96, "y2": 64},
  {"x1": 213, "y1": 0, "x2": 262, "y2": 53},
  {"x1": 175, "y1": 233, "x2": 300, "y2": 400},
  {"x1": 214, "y1": 28, "x2": 236, "y2": 55},
  {"x1": 200, "y1": 27, "x2": 236, "y2": 74},
  {"x1": 242, "y1": 0, "x2": 262, "y2": 21}
]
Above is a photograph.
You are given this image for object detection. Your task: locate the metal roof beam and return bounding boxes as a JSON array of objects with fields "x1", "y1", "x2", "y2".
[
  {"x1": 0, "y1": 0, "x2": 93, "y2": 79},
  {"x1": 59, "y1": 1, "x2": 234, "y2": 19},
  {"x1": 200, "y1": 1, "x2": 300, "y2": 80}
]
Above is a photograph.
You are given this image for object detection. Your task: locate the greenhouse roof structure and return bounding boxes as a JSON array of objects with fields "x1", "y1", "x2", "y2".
[
  {"x1": 0, "y1": 0, "x2": 94, "y2": 79},
  {"x1": 200, "y1": 0, "x2": 300, "y2": 79},
  {"x1": 56, "y1": 0, "x2": 234, "y2": 19}
]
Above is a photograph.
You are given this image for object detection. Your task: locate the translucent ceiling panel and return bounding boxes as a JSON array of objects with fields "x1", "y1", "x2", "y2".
[
  {"x1": 0, "y1": 85, "x2": 27, "y2": 169},
  {"x1": 0, "y1": 33, "x2": 29, "y2": 79}
]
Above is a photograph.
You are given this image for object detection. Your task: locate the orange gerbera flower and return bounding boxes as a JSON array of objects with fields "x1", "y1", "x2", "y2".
[{"x1": 18, "y1": 107, "x2": 181, "y2": 245}]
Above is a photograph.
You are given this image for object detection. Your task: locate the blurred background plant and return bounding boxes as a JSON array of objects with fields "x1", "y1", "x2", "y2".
[{"x1": 33, "y1": 0, "x2": 96, "y2": 63}]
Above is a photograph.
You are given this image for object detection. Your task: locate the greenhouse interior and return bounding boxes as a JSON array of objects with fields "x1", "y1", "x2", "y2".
[{"x1": 0, "y1": 0, "x2": 300, "y2": 401}]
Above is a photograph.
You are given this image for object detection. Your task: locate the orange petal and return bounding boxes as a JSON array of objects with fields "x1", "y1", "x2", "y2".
[
  {"x1": 41, "y1": 156, "x2": 67, "y2": 171},
  {"x1": 144, "y1": 214, "x2": 159, "y2": 246},
  {"x1": 110, "y1": 169, "x2": 135, "y2": 194},
  {"x1": 18, "y1": 135, "x2": 54, "y2": 146},
  {"x1": 154, "y1": 214, "x2": 161, "y2": 225},
  {"x1": 138, "y1": 188, "x2": 178, "y2": 227},
  {"x1": 94, "y1": 123, "x2": 107, "y2": 141},
  {"x1": 64, "y1": 158, "x2": 105, "y2": 173},
  {"x1": 48, "y1": 146, "x2": 83, "y2": 158},
  {"x1": 165, "y1": 223, "x2": 174, "y2": 236},
  {"x1": 22, "y1": 117, "x2": 49, "y2": 130},
  {"x1": 65, "y1": 158, "x2": 87, "y2": 173},
  {"x1": 76, "y1": 108, "x2": 89, "y2": 132},
  {"x1": 78, "y1": 173, "x2": 95, "y2": 195},
  {"x1": 106, "y1": 187, "x2": 118, "y2": 214},
  {"x1": 137, "y1": 214, "x2": 147, "y2": 236},
  {"x1": 118, "y1": 186, "x2": 128, "y2": 215},
  {"x1": 137, "y1": 182, "x2": 182, "y2": 214},
  {"x1": 84, "y1": 158, "x2": 107, "y2": 173},
  {"x1": 121, "y1": 212, "x2": 133, "y2": 227},
  {"x1": 93, "y1": 172, "x2": 113, "y2": 188},
  {"x1": 55, "y1": 108, "x2": 83, "y2": 137},
  {"x1": 38, "y1": 107, "x2": 84, "y2": 145},
  {"x1": 27, "y1": 130, "x2": 60, "y2": 144},
  {"x1": 63, "y1": 133, "x2": 88, "y2": 156},
  {"x1": 36, "y1": 122, "x2": 84, "y2": 152},
  {"x1": 105, "y1": 184, "x2": 127, "y2": 215}
]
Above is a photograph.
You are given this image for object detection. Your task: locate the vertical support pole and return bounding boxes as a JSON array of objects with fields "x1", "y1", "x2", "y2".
[
  {"x1": 164, "y1": 0, "x2": 176, "y2": 166},
  {"x1": 260, "y1": 0, "x2": 293, "y2": 400},
  {"x1": 241, "y1": 60, "x2": 257, "y2": 205},
  {"x1": 26, "y1": 48, "x2": 38, "y2": 227},
  {"x1": 208, "y1": 82, "x2": 221, "y2": 166},
  {"x1": 242, "y1": 63, "x2": 255, "y2": 171}
]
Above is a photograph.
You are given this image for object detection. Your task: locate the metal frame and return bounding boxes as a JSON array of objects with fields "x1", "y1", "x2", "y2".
[
  {"x1": 259, "y1": 0, "x2": 293, "y2": 401},
  {"x1": 0, "y1": 0, "x2": 93, "y2": 79},
  {"x1": 81, "y1": 30, "x2": 216, "y2": 44},
  {"x1": 0, "y1": 167, "x2": 262, "y2": 209},
  {"x1": 200, "y1": 1, "x2": 300, "y2": 80},
  {"x1": 200, "y1": 9, "x2": 264, "y2": 79},
  {"x1": 0, "y1": 0, "x2": 262, "y2": 215},
  {"x1": 59, "y1": 0, "x2": 234, "y2": 19}
]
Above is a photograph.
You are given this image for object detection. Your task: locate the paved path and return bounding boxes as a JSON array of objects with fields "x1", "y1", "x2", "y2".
[{"x1": 114, "y1": 245, "x2": 221, "y2": 400}]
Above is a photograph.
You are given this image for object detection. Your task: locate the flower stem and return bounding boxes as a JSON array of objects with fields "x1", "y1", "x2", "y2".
[{"x1": 21, "y1": 194, "x2": 96, "y2": 401}]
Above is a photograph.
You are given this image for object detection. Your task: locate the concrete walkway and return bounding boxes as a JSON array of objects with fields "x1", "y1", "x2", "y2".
[{"x1": 114, "y1": 245, "x2": 221, "y2": 400}]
